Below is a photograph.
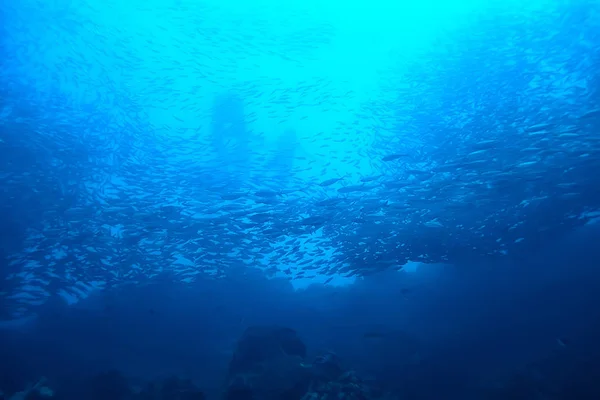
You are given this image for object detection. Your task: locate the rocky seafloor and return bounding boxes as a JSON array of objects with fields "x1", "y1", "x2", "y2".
[
  {"x1": 4, "y1": 324, "x2": 600, "y2": 400},
  {"x1": 1, "y1": 326, "x2": 399, "y2": 400}
]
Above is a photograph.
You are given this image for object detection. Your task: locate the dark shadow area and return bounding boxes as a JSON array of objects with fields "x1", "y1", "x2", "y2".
[{"x1": 2, "y1": 224, "x2": 600, "y2": 399}]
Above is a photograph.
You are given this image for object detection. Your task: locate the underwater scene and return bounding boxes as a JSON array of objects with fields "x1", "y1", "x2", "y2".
[{"x1": 1, "y1": 0, "x2": 600, "y2": 398}]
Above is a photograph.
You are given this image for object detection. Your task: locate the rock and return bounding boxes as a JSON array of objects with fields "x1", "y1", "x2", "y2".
[
  {"x1": 224, "y1": 326, "x2": 310, "y2": 400},
  {"x1": 223, "y1": 326, "x2": 395, "y2": 400},
  {"x1": 228, "y1": 326, "x2": 306, "y2": 376},
  {"x1": 312, "y1": 352, "x2": 344, "y2": 382},
  {"x1": 87, "y1": 370, "x2": 132, "y2": 400}
]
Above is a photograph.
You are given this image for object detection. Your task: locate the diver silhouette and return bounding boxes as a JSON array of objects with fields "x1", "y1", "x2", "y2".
[
  {"x1": 210, "y1": 94, "x2": 298, "y2": 190},
  {"x1": 210, "y1": 94, "x2": 251, "y2": 190}
]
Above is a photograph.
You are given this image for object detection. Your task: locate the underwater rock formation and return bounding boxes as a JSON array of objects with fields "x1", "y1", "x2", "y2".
[
  {"x1": 224, "y1": 326, "x2": 311, "y2": 400},
  {"x1": 223, "y1": 326, "x2": 395, "y2": 400},
  {"x1": 228, "y1": 325, "x2": 307, "y2": 374},
  {"x1": 88, "y1": 370, "x2": 131, "y2": 400},
  {"x1": 2, "y1": 327, "x2": 393, "y2": 400}
]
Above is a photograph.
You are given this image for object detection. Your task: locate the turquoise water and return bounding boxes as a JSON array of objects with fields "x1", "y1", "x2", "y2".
[{"x1": 1, "y1": 0, "x2": 600, "y2": 398}]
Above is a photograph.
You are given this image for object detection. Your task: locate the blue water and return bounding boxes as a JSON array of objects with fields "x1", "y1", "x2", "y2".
[{"x1": 1, "y1": 0, "x2": 600, "y2": 398}]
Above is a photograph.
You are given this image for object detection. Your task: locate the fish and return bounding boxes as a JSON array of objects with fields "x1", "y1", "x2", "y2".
[
  {"x1": 360, "y1": 175, "x2": 383, "y2": 182},
  {"x1": 319, "y1": 175, "x2": 349, "y2": 187},
  {"x1": 337, "y1": 185, "x2": 377, "y2": 193},
  {"x1": 0, "y1": 0, "x2": 598, "y2": 319},
  {"x1": 382, "y1": 153, "x2": 410, "y2": 162}
]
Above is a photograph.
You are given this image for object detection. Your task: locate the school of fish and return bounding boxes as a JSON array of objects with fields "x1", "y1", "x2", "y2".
[{"x1": 0, "y1": 0, "x2": 599, "y2": 319}]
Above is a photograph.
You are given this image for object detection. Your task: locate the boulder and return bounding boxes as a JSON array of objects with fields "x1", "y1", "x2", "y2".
[{"x1": 224, "y1": 326, "x2": 309, "y2": 400}]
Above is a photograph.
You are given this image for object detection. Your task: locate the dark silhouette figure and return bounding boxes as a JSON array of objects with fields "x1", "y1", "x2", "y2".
[{"x1": 210, "y1": 94, "x2": 251, "y2": 190}]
